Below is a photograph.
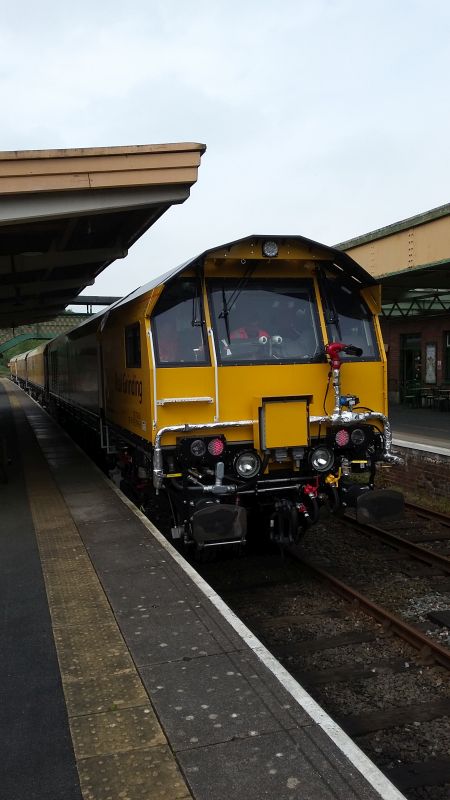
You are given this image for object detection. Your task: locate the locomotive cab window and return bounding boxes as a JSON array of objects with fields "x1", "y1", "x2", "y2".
[
  {"x1": 321, "y1": 276, "x2": 379, "y2": 360},
  {"x1": 152, "y1": 279, "x2": 209, "y2": 366},
  {"x1": 125, "y1": 322, "x2": 141, "y2": 368},
  {"x1": 208, "y1": 279, "x2": 323, "y2": 364}
]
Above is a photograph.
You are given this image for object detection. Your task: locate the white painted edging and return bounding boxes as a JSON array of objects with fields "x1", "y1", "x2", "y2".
[
  {"x1": 393, "y1": 437, "x2": 450, "y2": 458},
  {"x1": 107, "y1": 480, "x2": 407, "y2": 800}
]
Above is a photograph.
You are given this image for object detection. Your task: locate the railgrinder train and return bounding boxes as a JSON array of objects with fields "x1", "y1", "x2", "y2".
[{"x1": 11, "y1": 235, "x2": 403, "y2": 550}]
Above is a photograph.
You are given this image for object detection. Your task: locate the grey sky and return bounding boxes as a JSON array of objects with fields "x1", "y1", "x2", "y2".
[{"x1": 2, "y1": 0, "x2": 450, "y2": 296}]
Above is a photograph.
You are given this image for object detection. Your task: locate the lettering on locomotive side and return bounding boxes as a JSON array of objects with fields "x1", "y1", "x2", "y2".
[{"x1": 114, "y1": 372, "x2": 143, "y2": 404}]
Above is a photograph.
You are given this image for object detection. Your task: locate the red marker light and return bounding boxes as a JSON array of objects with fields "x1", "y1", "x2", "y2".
[
  {"x1": 208, "y1": 438, "x2": 224, "y2": 457},
  {"x1": 335, "y1": 429, "x2": 350, "y2": 447}
]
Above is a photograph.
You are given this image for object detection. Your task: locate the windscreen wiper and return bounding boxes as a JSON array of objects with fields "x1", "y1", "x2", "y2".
[
  {"x1": 220, "y1": 286, "x2": 232, "y2": 343},
  {"x1": 218, "y1": 263, "x2": 257, "y2": 322},
  {"x1": 317, "y1": 266, "x2": 342, "y2": 340},
  {"x1": 191, "y1": 268, "x2": 204, "y2": 327}
]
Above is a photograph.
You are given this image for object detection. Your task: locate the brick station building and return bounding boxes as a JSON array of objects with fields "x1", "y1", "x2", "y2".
[{"x1": 337, "y1": 204, "x2": 450, "y2": 404}]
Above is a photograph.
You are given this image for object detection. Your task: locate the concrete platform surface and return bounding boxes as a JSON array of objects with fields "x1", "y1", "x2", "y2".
[
  {"x1": 390, "y1": 404, "x2": 450, "y2": 455},
  {"x1": 0, "y1": 379, "x2": 406, "y2": 800}
]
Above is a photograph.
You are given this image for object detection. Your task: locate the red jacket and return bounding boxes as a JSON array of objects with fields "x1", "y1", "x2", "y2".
[{"x1": 230, "y1": 327, "x2": 269, "y2": 340}]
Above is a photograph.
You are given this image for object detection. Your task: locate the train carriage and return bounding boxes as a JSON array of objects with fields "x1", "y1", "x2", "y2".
[
  {"x1": 15, "y1": 351, "x2": 28, "y2": 387},
  {"x1": 47, "y1": 321, "x2": 102, "y2": 422},
  {"x1": 26, "y1": 342, "x2": 48, "y2": 400},
  {"x1": 8, "y1": 355, "x2": 18, "y2": 381}
]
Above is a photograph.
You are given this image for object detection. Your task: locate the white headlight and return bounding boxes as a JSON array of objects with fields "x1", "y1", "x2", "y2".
[
  {"x1": 262, "y1": 240, "x2": 278, "y2": 258},
  {"x1": 310, "y1": 447, "x2": 334, "y2": 472},
  {"x1": 234, "y1": 451, "x2": 261, "y2": 479}
]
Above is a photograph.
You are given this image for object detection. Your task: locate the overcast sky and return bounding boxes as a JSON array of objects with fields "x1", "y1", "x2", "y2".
[{"x1": 2, "y1": 0, "x2": 450, "y2": 297}]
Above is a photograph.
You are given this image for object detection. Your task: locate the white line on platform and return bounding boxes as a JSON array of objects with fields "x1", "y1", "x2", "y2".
[{"x1": 393, "y1": 437, "x2": 450, "y2": 457}]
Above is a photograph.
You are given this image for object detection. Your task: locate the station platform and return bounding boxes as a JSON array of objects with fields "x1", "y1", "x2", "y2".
[
  {"x1": 390, "y1": 403, "x2": 450, "y2": 456},
  {"x1": 0, "y1": 378, "x2": 405, "y2": 800}
]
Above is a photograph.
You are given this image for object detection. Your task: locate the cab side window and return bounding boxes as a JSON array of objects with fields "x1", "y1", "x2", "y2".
[
  {"x1": 321, "y1": 277, "x2": 379, "y2": 360},
  {"x1": 125, "y1": 322, "x2": 141, "y2": 368},
  {"x1": 152, "y1": 279, "x2": 209, "y2": 366}
]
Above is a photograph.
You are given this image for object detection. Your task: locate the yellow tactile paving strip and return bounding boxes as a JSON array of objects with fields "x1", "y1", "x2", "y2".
[{"x1": 6, "y1": 387, "x2": 191, "y2": 800}]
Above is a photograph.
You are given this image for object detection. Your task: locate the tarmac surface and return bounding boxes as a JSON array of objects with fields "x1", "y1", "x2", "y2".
[{"x1": 0, "y1": 382, "x2": 83, "y2": 799}]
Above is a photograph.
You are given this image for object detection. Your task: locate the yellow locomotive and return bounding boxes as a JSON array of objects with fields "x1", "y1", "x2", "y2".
[{"x1": 12, "y1": 234, "x2": 402, "y2": 549}]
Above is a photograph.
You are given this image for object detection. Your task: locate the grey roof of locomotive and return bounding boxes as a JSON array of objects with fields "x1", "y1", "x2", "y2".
[{"x1": 50, "y1": 233, "x2": 376, "y2": 341}]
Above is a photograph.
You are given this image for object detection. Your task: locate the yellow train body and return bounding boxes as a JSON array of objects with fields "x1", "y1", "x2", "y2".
[
  {"x1": 13, "y1": 234, "x2": 401, "y2": 548},
  {"x1": 101, "y1": 242, "x2": 387, "y2": 448},
  {"x1": 15, "y1": 352, "x2": 28, "y2": 383},
  {"x1": 26, "y1": 342, "x2": 47, "y2": 389}
]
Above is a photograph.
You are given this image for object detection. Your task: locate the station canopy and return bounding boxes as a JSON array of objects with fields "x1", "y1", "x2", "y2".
[
  {"x1": 0, "y1": 142, "x2": 205, "y2": 326},
  {"x1": 336, "y1": 203, "x2": 450, "y2": 317}
]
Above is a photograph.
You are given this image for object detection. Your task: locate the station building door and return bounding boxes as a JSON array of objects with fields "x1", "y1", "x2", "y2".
[{"x1": 400, "y1": 333, "x2": 422, "y2": 397}]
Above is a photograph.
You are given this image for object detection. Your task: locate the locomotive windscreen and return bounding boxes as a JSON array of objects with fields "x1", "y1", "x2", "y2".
[{"x1": 208, "y1": 279, "x2": 322, "y2": 363}]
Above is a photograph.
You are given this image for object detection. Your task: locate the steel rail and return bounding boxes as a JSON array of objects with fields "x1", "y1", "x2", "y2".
[
  {"x1": 292, "y1": 551, "x2": 450, "y2": 671},
  {"x1": 405, "y1": 501, "x2": 450, "y2": 529},
  {"x1": 342, "y1": 515, "x2": 450, "y2": 574}
]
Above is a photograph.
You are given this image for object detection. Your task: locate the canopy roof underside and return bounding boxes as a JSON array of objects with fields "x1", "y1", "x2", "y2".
[
  {"x1": 0, "y1": 142, "x2": 205, "y2": 326},
  {"x1": 380, "y1": 260, "x2": 450, "y2": 316},
  {"x1": 336, "y1": 202, "x2": 450, "y2": 317}
]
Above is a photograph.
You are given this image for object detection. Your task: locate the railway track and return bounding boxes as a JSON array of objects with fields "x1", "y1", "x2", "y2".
[
  {"x1": 338, "y1": 504, "x2": 450, "y2": 649},
  {"x1": 340, "y1": 499, "x2": 450, "y2": 541},
  {"x1": 405, "y1": 502, "x2": 450, "y2": 530},
  {"x1": 293, "y1": 551, "x2": 450, "y2": 670},
  {"x1": 289, "y1": 545, "x2": 450, "y2": 798},
  {"x1": 196, "y1": 509, "x2": 450, "y2": 799},
  {"x1": 342, "y1": 513, "x2": 450, "y2": 575},
  {"x1": 385, "y1": 503, "x2": 450, "y2": 554}
]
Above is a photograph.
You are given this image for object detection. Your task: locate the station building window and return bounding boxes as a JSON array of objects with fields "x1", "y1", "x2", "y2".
[{"x1": 125, "y1": 322, "x2": 141, "y2": 368}]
